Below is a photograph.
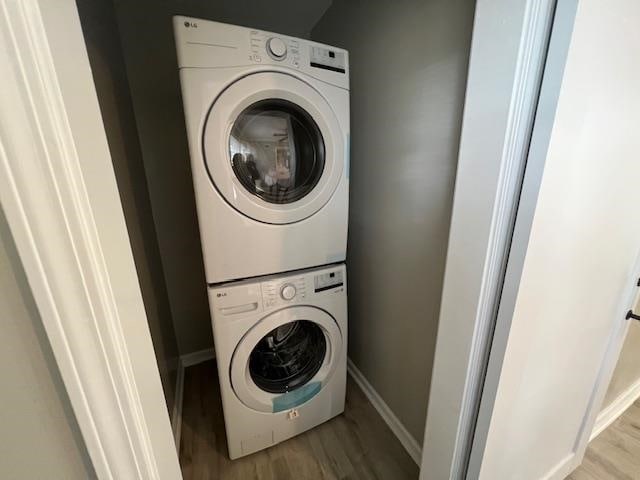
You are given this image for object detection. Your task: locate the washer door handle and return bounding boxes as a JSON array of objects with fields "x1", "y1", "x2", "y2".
[{"x1": 221, "y1": 302, "x2": 258, "y2": 316}]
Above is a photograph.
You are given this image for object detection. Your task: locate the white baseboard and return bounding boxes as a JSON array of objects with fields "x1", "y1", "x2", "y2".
[
  {"x1": 347, "y1": 358, "x2": 422, "y2": 465},
  {"x1": 180, "y1": 347, "x2": 215, "y2": 367},
  {"x1": 171, "y1": 360, "x2": 185, "y2": 451},
  {"x1": 171, "y1": 347, "x2": 216, "y2": 450},
  {"x1": 590, "y1": 377, "x2": 640, "y2": 441}
]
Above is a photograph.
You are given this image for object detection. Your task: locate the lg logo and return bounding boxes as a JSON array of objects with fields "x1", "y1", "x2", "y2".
[
  {"x1": 184, "y1": 21, "x2": 198, "y2": 28},
  {"x1": 216, "y1": 292, "x2": 227, "y2": 298}
]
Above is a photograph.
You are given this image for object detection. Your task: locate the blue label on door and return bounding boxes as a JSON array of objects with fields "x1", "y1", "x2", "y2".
[{"x1": 272, "y1": 382, "x2": 321, "y2": 412}]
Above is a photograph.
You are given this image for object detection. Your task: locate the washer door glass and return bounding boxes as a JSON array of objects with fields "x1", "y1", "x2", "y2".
[
  {"x1": 230, "y1": 305, "x2": 343, "y2": 412},
  {"x1": 249, "y1": 320, "x2": 326, "y2": 393},
  {"x1": 230, "y1": 99, "x2": 325, "y2": 204}
]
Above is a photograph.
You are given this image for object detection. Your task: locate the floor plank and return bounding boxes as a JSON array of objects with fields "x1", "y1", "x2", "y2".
[
  {"x1": 179, "y1": 360, "x2": 419, "y2": 480},
  {"x1": 569, "y1": 399, "x2": 640, "y2": 480}
]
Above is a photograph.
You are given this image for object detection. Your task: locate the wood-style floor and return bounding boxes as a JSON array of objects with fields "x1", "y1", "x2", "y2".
[
  {"x1": 179, "y1": 360, "x2": 419, "y2": 480},
  {"x1": 568, "y1": 400, "x2": 640, "y2": 480}
]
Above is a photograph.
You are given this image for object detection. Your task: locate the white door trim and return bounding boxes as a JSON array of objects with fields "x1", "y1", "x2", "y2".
[
  {"x1": 420, "y1": 1, "x2": 560, "y2": 478},
  {"x1": 0, "y1": 1, "x2": 181, "y2": 478},
  {"x1": 465, "y1": 2, "x2": 579, "y2": 477},
  {"x1": 467, "y1": 1, "x2": 639, "y2": 477}
]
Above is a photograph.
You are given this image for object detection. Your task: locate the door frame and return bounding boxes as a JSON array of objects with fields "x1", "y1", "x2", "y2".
[
  {"x1": 464, "y1": 1, "x2": 579, "y2": 477},
  {"x1": 0, "y1": 0, "x2": 181, "y2": 478},
  {"x1": 0, "y1": 0, "x2": 580, "y2": 479},
  {"x1": 466, "y1": 0, "x2": 640, "y2": 477},
  {"x1": 420, "y1": 0, "x2": 571, "y2": 478}
]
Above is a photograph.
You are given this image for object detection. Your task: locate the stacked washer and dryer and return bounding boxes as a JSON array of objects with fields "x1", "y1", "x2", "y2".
[{"x1": 174, "y1": 17, "x2": 350, "y2": 459}]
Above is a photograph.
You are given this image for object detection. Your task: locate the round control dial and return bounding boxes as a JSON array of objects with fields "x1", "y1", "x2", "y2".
[
  {"x1": 267, "y1": 37, "x2": 287, "y2": 60},
  {"x1": 280, "y1": 283, "x2": 297, "y2": 300}
]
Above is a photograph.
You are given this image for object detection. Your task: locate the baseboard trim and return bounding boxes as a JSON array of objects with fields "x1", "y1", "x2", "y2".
[
  {"x1": 347, "y1": 358, "x2": 422, "y2": 465},
  {"x1": 181, "y1": 347, "x2": 216, "y2": 367},
  {"x1": 591, "y1": 377, "x2": 640, "y2": 441},
  {"x1": 171, "y1": 360, "x2": 185, "y2": 451},
  {"x1": 172, "y1": 352, "x2": 422, "y2": 462},
  {"x1": 172, "y1": 348, "x2": 216, "y2": 450}
]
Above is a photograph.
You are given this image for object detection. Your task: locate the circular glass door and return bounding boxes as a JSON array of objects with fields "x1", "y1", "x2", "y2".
[
  {"x1": 230, "y1": 100, "x2": 325, "y2": 205},
  {"x1": 230, "y1": 306, "x2": 343, "y2": 412},
  {"x1": 249, "y1": 320, "x2": 327, "y2": 393},
  {"x1": 202, "y1": 72, "x2": 345, "y2": 224}
]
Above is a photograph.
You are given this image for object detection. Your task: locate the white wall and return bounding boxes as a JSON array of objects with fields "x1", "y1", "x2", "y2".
[
  {"x1": 312, "y1": 0, "x2": 475, "y2": 443},
  {"x1": 0, "y1": 210, "x2": 95, "y2": 479}
]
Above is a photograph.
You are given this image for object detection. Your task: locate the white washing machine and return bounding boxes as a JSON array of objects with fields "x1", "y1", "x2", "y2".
[
  {"x1": 174, "y1": 17, "x2": 350, "y2": 284},
  {"x1": 209, "y1": 264, "x2": 347, "y2": 459}
]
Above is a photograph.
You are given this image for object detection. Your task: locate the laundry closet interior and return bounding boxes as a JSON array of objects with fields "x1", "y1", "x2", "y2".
[{"x1": 76, "y1": 0, "x2": 475, "y2": 477}]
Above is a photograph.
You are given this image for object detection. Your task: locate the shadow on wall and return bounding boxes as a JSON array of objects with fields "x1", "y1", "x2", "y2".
[{"x1": 111, "y1": 0, "x2": 333, "y2": 355}]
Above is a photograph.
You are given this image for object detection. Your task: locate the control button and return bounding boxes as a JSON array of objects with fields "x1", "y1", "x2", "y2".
[
  {"x1": 280, "y1": 283, "x2": 296, "y2": 300},
  {"x1": 267, "y1": 37, "x2": 287, "y2": 59}
]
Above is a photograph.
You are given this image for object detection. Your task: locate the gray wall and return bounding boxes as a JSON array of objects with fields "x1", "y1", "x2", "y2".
[
  {"x1": 111, "y1": 0, "x2": 332, "y2": 354},
  {"x1": 312, "y1": 0, "x2": 475, "y2": 443},
  {"x1": 0, "y1": 210, "x2": 95, "y2": 479},
  {"x1": 76, "y1": 0, "x2": 180, "y2": 415},
  {"x1": 603, "y1": 322, "x2": 640, "y2": 409}
]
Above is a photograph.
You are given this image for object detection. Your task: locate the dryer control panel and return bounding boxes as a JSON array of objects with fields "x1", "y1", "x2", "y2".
[
  {"x1": 173, "y1": 16, "x2": 349, "y2": 90},
  {"x1": 249, "y1": 30, "x2": 301, "y2": 68},
  {"x1": 310, "y1": 46, "x2": 347, "y2": 74}
]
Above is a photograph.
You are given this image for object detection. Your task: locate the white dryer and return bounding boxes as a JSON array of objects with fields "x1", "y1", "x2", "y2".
[
  {"x1": 174, "y1": 17, "x2": 350, "y2": 283},
  {"x1": 209, "y1": 264, "x2": 347, "y2": 459}
]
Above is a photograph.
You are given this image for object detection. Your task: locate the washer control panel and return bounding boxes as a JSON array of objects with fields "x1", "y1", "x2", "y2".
[
  {"x1": 261, "y1": 267, "x2": 345, "y2": 308},
  {"x1": 314, "y1": 270, "x2": 344, "y2": 292},
  {"x1": 280, "y1": 283, "x2": 297, "y2": 300},
  {"x1": 262, "y1": 277, "x2": 306, "y2": 308},
  {"x1": 211, "y1": 264, "x2": 346, "y2": 320}
]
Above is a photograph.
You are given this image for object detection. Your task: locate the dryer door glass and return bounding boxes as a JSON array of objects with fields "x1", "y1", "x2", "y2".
[
  {"x1": 230, "y1": 99, "x2": 325, "y2": 204},
  {"x1": 249, "y1": 320, "x2": 326, "y2": 393}
]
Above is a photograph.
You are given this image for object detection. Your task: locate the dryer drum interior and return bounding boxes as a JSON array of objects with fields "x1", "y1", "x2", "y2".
[
  {"x1": 249, "y1": 320, "x2": 327, "y2": 394},
  {"x1": 230, "y1": 99, "x2": 326, "y2": 204}
]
